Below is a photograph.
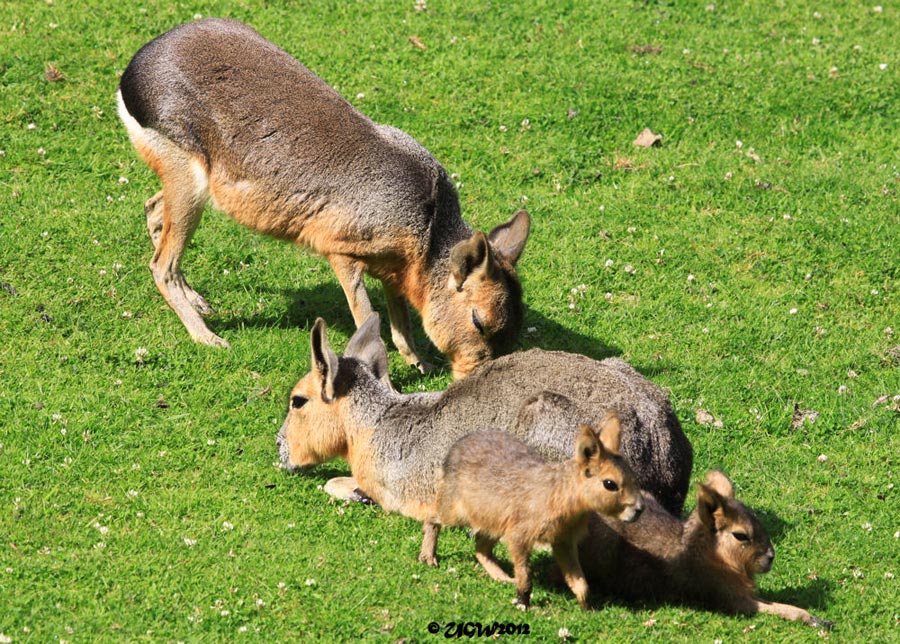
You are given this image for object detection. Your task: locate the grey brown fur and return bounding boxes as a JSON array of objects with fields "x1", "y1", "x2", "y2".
[
  {"x1": 118, "y1": 19, "x2": 529, "y2": 378},
  {"x1": 277, "y1": 314, "x2": 692, "y2": 521}
]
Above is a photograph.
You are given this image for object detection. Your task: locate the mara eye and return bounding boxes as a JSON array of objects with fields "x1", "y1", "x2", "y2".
[
  {"x1": 471, "y1": 310, "x2": 485, "y2": 335},
  {"x1": 602, "y1": 479, "x2": 619, "y2": 492},
  {"x1": 290, "y1": 395, "x2": 308, "y2": 410},
  {"x1": 732, "y1": 531, "x2": 750, "y2": 543}
]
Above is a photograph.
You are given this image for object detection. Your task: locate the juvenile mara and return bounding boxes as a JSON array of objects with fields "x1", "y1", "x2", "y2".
[
  {"x1": 578, "y1": 470, "x2": 833, "y2": 629},
  {"x1": 419, "y1": 418, "x2": 643, "y2": 610},
  {"x1": 118, "y1": 18, "x2": 529, "y2": 377}
]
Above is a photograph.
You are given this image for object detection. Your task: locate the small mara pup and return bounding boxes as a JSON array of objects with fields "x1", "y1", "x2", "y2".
[
  {"x1": 578, "y1": 470, "x2": 833, "y2": 629},
  {"x1": 117, "y1": 18, "x2": 529, "y2": 377},
  {"x1": 419, "y1": 417, "x2": 644, "y2": 610},
  {"x1": 277, "y1": 314, "x2": 693, "y2": 518}
]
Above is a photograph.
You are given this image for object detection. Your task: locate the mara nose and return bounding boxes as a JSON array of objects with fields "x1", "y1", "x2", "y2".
[{"x1": 634, "y1": 497, "x2": 645, "y2": 514}]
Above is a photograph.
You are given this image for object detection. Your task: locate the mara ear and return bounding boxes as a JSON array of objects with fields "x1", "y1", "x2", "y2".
[
  {"x1": 703, "y1": 470, "x2": 735, "y2": 499},
  {"x1": 309, "y1": 317, "x2": 340, "y2": 403},
  {"x1": 697, "y1": 481, "x2": 729, "y2": 532},
  {"x1": 449, "y1": 231, "x2": 494, "y2": 290},
  {"x1": 596, "y1": 412, "x2": 622, "y2": 455},
  {"x1": 344, "y1": 313, "x2": 392, "y2": 389},
  {"x1": 488, "y1": 209, "x2": 530, "y2": 266},
  {"x1": 575, "y1": 424, "x2": 601, "y2": 471}
]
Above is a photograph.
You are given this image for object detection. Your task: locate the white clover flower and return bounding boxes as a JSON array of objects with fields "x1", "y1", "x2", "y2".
[{"x1": 222, "y1": 521, "x2": 234, "y2": 531}]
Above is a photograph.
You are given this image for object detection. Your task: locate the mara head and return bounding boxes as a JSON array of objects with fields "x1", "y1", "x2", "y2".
[
  {"x1": 576, "y1": 414, "x2": 644, "y2": 523},
  {"x1": 696, "y1": 470, "x2": 775, "y2": 579},
  {"x1": 277, "y1": 314, "x2": 392, "y2": 472},
  {"x1": 425, "y1": 209, "x2": 530, "y2": 379}
]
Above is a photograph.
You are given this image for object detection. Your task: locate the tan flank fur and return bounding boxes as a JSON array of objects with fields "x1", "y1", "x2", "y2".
[
  {"x1": 418, "y1": 418, "x2": 644, "y2": 610},
  {"x1": 117, "y1": 18, "x2": 529, "y2": 378},
  {"x1": 578, "y1": 470, "x2": 833, "y2": 629}
]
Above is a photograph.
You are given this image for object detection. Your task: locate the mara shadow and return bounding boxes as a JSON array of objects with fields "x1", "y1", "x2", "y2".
[{"x1": 209, "y1": 279, "x2": 628, "y2": 385}]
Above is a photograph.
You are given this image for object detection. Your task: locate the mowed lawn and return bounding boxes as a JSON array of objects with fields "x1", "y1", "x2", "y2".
[{"x1": 1, "y1": 1, "x2": 898, "y2": 641}]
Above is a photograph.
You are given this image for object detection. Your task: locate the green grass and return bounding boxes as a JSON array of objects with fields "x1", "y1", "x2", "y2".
[{"x1": 1, "y1": 0, "x2": 898, "y2": 641}]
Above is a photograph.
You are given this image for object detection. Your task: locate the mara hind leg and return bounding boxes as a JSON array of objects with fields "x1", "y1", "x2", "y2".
[
  {"x1": 329, "y1": 254, "x2": 375, "y2": 328},
  {"x1": 383, "y1": 281, "x2": 432, "y2": 374},
  {"x1": 474, "y1": 533, "x2": 514, "y2": 583},
  {"x1": 141, "y1": 135, "x2": 225, "y2": 347},
  {"x1": 144, "y1": 190, "x2": 213, "y2": 315}
]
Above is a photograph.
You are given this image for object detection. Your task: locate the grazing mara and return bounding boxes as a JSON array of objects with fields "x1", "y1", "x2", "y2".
[{"x1": 118, "y1": 18, "x2": 529, "y2": 377}]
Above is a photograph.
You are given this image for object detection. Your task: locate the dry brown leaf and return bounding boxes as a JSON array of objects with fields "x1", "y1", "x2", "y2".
[
  {"x1": 408, "y1": 35, "x2": 427, "y2": 51},
  {"x1": 633, "y1": 128, "x2": 662, "y2": 148},
  {"x1": 631, "y1": 45, "x2": 662, "y2": 55},
  {"x1": 695, "y1": 409, "x2": 716, "y2": 425},
  {"x1": 45, "y1": 63, "x2": 64, "y2": 82},
  {"x1": 612, "y1": 155, "x2": 648, "y2": 172},
  {"x1": 791, "y1": 403, "x2": 820, "y2": 429}
]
